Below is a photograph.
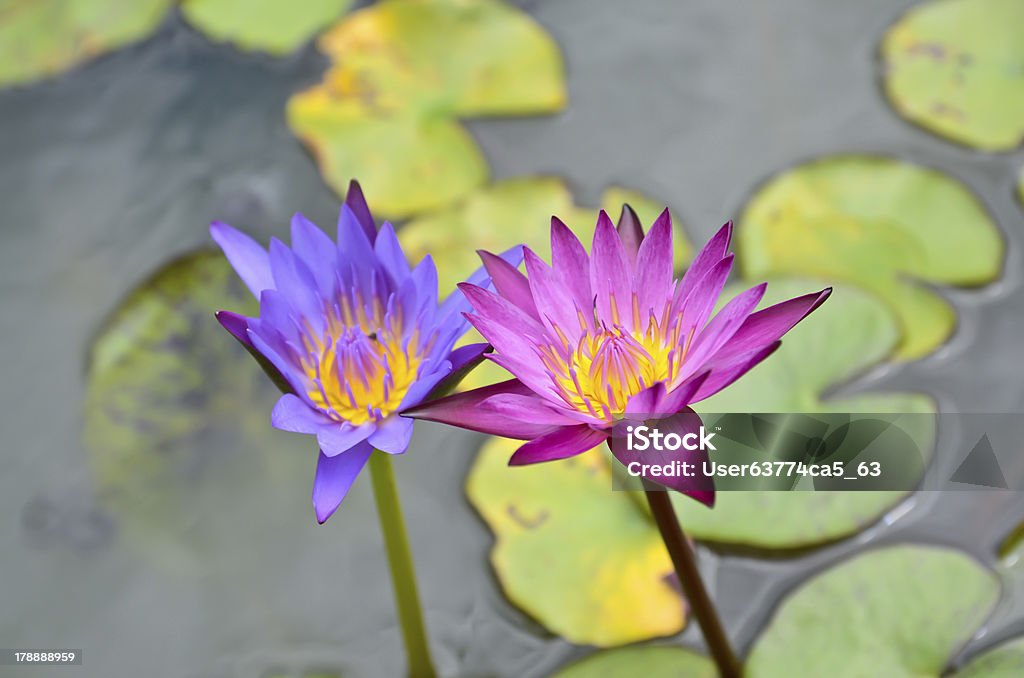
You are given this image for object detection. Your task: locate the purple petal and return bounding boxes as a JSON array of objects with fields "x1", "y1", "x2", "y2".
[
  {"x1": 423, "y1": 344, "x2": 488, "y2": 400},
  {"x1": 344, "y1": 179, "x2": 377, "y2": 244},
  {"x1": 635, "y1": 209, "x2": 674, "y2": 314},
  {"x1": 550, "y1": 217, "x2": 593, "y2": 315},
  {"x1": 316, "y1": 422, "x2": 375, "y2": 457},
  {"x1": 398, "y1": 362, "x2": 453, "y2": 409},
  {"x1": 374, "y1": 223, "x2": 411, "y2": 284},
  {"x1": 268, "y1": 239, "x2": 325, "y2": 335},
  {"x1": 478, "y1": 249, "x2": 539, "y2": 320},
  {"x1": 290, "y1": 213, "x2": 337, "y2": 297},
  {"x1": 608, "y1": 409, "x2": 715, "y2": 505},
  {"x1": 368, "y1": 415, "x2": 415, "y2": 455},
  {"x1": 312, "y1": 442, "x2": 373, "y2": 523},
  {"x1": 336, "y1": 205, "x2": 377, "y2": 287},
  {"x1": 402, "y1": 379, "x2": 563, "y2": 440},
  {"x1": 216, "y1": 310, "x2": 254, "y2": 349},
  {"x1": 218, "y1": 311, "x2": 294, "y2": 394},
  {"x1": 272, "y1": 394, "x2": 333, "y2": 433},
  {"x1": 210, "y1": 221, "x2": 274, "y2": 297},
  {"x1": 508, "y1": 425, "x2": 608, "y2": 465},
  {"x1": 590, "y1": 210, "x2": 634, "y2": 327},
  {"x1": 677, "y1": 221, "x2": 732, "y2": 299},
  {"x1": 690, "y1": 341, "x2": 782, "y2": 402},
  {"x1": 615, "y1": 204, "x2": 645, "y2": 265}
]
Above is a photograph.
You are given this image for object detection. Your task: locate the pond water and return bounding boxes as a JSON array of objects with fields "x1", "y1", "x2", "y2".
[{"x1": 2, "y1": 1, "x2": 1023, "y2": 676}]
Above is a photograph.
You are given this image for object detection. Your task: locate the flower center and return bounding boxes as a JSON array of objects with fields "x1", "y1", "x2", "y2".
[
  {"x1": 299, "y1": 292, "x2": 422, "y2": 426},
  {"x1": 540, "y1": 312, "x2": 693, "y2": 421}
]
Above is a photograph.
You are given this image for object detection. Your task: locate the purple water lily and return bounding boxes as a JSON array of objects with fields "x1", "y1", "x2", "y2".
[
  {"x1": 212, "y1": 181, "x2": 521, "y2": 523},
  {"x1": 405, "y1": 208, "x2": 830, "y2": 506}
]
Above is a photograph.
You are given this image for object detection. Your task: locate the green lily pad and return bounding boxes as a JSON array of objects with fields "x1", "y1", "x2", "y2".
[
  {"x1": 956, "y1": 638, "x2": 1024, "y2": 677},
  {"x1": 553, "y1": 646, "x2": 716, "y2": 677},
  {"x1": 467, "y1": 437, "x2": 686, "y2": 647},
  {"x1": 82, "y1": 250, "x2": 309, "y2": 561},
  {"x1": 400, "y1": 177, "x2": 691, "y2": 391},
  {"x1": 0, "y1": 0, "x2": 172, "y2": 87},
  {"x1": 738, "y1": 155, "x2": 1003, "y2": 360},
  {"x1": 674, "y1": 280, "x2": 936, "y2": 549},
  {"x1": 746, "y1": 545, "x2": 1000, "y2": 677},
  {"x1": 181, "y1": 0, "x2": 353, "y2": 55},
  {"x1": 880, "y1": 0, "x2": 1024, "y2": 151},
  {"x1": 287, "y1": 0, "x2": 566, "y2": 218}
]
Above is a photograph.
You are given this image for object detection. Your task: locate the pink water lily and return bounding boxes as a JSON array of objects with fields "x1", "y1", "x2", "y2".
[{"x1": 405, "y1": 207, "x2": 830, "y2": 506}]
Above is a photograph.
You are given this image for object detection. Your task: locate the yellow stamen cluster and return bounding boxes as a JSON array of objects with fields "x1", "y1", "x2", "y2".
[
  {"x1": 539, "y1": 296, "x2": 694, "y2": 420},
  {"x1": 299, "y1": 292, "x2": 422, "y2": 426}
]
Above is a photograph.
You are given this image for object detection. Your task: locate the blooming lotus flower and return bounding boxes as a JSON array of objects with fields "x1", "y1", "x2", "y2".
[
  {"x1": 212, "y1": 181, "x2": 521, "y2": 523},
  {"x1": 405, "y1": 208, "x2": 830, "y2": 505}
]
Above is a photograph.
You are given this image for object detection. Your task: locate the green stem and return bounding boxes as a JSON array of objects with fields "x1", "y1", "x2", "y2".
[
  {"x1": 645, "y1": 489, "x2": 741, "y2": 678},
  {"x1": 368, "y1": 450, "x2": 437, "y2": 678}
]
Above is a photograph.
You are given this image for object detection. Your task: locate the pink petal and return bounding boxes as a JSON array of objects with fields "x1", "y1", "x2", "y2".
[
  {"x1": 402, "y1": 379, "x2": 562, "y2": 440},
  {"x1": 550, "y1": 217, "x2": 593, "y2": 317},
  {"x1": 690, "y1": 341, "x2": 782, "y2": 403},
  {"x1": 479, "y1": 250, "x2": 539, "y2": 320},
  {"x1": 615, "y1": 204, "x2": 645, "y2": 265},
  {"x1": 677, "y1": 221, "x2": 732, "y2": 300},
  {"x1": 590, "y1": 210, "x2": 634, "y2": 328},
  {"x1": 607, "y1": 409, "x2": 715, "y2": 505},
  {"x1": 635, "y1": 209, "x2": 674, "y2": 314},
  {"x1": 508, "y1": 425, "x2": 609, "y2": 465}
]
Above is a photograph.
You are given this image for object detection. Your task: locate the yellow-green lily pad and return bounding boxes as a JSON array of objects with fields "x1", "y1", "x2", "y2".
[
  {"x1": 468, "y1": 437, "x2": 685, "y2": 647},
  {"x1": 746, "y1": 545, "x2": 1000, "y2": 677},
  {"x1": 738, "y1": 156, "x2": 1003, "y2": 360},
  {"x1": 956, "y1": 638, "x2": 1024, "y2": 677},
  {"x1": 400, "y1": 177, "x2": 691, "y2": 391},
  {"x1": 181, "y1": 0, "x2": 353, "y2": 55},
  {"x1": 0, "y1": 0, "x2": 172, "y2": 87},
  {"x1": 880, "y1": 0, "x2": 1024, "y2": 151},
  {"x1": 553, "y1": 646, "x2": 716, "y2": 677},
  {"x1": 287, "y1": 0, "x2": 566, "y2": 218},
  {"x1": 674, "y1": 280, "x2": 936, "y2": 549},
  {"x1": 82, "y1": 250, "x2": 308, "y2": 560}
]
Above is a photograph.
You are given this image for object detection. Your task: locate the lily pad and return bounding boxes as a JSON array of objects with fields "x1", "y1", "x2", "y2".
[
  {"x1": 82, "y1": 250, "x2": 307, "y2": 560},
  {"x1": 0, "y1": 0, "x2": 172, "y2": 87},
  {"x1": 746, "y1": 545, "x2": 1000, "y2": 677},
  {"x1": 467, "y1": 437, "x2": 685, "y2": 647},
  {"x1": 553, "y1": 646, "x2": 716, "y2": 677},
  {"x1": 287, "y1": 0, "x2": 566, "y2": 218},
  {"x1": 880, "y1": 0, "x2": 1024, "y2": 151},
  {"x1": 738, "y1": 156, "x2": 1003, "y2": 360},
  {"x1": 181, "y1": 0, "x2": 353, "y2": 55},
  {"x1": 400, "y1": 177, "x2": 692, "y2": 391},
  {"x1": 674, "y1": 280, "x2": 936, "y2": 549},
  {"x1": 956, "y1": 638, "x2": 1024, "y2": 677}
]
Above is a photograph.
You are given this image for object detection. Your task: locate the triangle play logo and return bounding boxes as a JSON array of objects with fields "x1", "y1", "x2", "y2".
[{"x1": 950, "y1": 434, "x2": 1008, "y2": 489}]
